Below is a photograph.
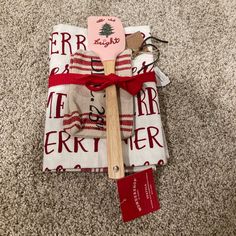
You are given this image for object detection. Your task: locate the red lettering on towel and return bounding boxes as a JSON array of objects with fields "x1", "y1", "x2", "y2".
[
  {"x1": 134, "y1": 128, "x2": 146, "y2": 150},
  {"x1": 44, "y1": 130, "x2": 96, "y2": 155},
  {"x1": 124, "y1": 126, "x2": 163, "y2": 151},
  {"x1": 49, "y1": 32, "x2": 59, "y2": 55},
  {"x1": 49, "y1": 32, "x2": 87, "y2": 55},
  {"x1": 136, "y1": 87, "x2": 160, "y2": 116},
  {"x1": 74, "y1": 137, "x2": 88, "y2": 152},
  {"x1": 147, "y1": 87, "x2": 160, "y2": 115},
  {"x1": 47, "y1": 92, "x2": 55, "y2": 118},
  {"x1": 137, "y1": 89, "x2": 148, "y2": 116},
  {"x1": 147, "y1": 126, "x2": 163, "y2": 148},
  {"x1": 44, "y1": 131, "x2": 57, "y2": 154},
  {"x1": 44, "y1": 126, "x2": 163, "y2": 155},
  {"x1": 61, "y1": 32, "x2": 72, "y2": 55},
  {"x1": 55, "y1": 93, "x2": 67, "y2": 118},
  {"x1": 46, "y1": 92, "x2": 67, "y2": 119},
  {"x1": 139, "y1": 61, "x2": 154, "y2": 74},
  {"x1": 50, "y1": 64, "x2": 69, "y2": 76},
  {"x1": 76, "y1": 34, "x2": 86, "y2": 50},
  {"x1": 58, "y1": 131, "x2": 72, "y2": 153},
  {"x1": 94, "y1": 138, "x2": 100, "y2": 152},
  {"x1": 132, "y1": 61, "x2": 153, "y2": 75}
]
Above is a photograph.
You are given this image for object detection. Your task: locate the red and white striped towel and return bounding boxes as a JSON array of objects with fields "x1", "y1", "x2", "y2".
[{"x1": 63, "y1": 49, "x2": 134, "y2": 139}]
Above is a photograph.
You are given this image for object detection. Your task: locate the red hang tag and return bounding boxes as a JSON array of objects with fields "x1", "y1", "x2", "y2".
[{"x1": 117, "y1": 168, "x2": 160, "y2": 222}]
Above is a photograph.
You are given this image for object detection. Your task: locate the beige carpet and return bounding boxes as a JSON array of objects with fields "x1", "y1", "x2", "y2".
[{"x1": 1, "y1": 0, "x2": 236, "y2": 235}]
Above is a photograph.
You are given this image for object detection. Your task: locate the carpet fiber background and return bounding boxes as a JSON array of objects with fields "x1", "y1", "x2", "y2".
[{"x1": 1, "y1": 0, "x2": 236, "y2": 235}]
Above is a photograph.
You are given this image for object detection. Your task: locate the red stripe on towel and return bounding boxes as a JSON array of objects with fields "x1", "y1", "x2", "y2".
[
  {"x1": 63, "y1": 116, "x2": 133, "y2": 126},
  {"x1": 63, "y1": 112, "x2": 134, "y2": 119},
  {"x1": 69, "y1": 65, "x2": 131, "y2": 72},
  {"x1": 64, "y1": 123, "x2": 132, "y2": 132},
  {"x1": 72, "y1": 59, "x2": 131, "y2": 67},
  {"x1": 73, "y1": 52, "x2": 130, "y2": 60}
]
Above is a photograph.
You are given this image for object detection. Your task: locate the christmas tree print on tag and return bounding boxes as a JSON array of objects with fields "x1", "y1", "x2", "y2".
[{"x1": 99, "y1": 23, "x2": 114, "y2": 38}]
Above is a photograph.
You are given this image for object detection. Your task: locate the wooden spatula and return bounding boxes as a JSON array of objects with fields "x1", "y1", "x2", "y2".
[{"x1": 88, "y1": 16, "x2": 125, "y2": 179}]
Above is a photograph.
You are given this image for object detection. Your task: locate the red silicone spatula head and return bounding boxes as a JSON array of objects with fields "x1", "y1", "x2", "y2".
[{"x1": 87, "y1": 16, "x2": 125, "y2": 62}]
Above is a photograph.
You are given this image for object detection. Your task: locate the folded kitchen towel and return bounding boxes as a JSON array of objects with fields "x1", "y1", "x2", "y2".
[
  {"x1": 63, "y1": 48, "x2": 134, "y2": 139},
  {"x1": 43, "y1": 24, "x2": 169, "y2": 172}
]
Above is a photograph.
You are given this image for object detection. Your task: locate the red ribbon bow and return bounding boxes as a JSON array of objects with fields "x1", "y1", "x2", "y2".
[{"x1": 48, "y1": 72, "x2": 156, "y2": 96}]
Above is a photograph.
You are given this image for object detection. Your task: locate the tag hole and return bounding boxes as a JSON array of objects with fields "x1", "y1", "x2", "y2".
[{"x1": 113, "y1": 166, "x2": 119, "y2": 172}]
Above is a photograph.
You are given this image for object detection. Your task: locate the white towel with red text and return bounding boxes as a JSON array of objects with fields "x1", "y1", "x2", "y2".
[{"x1": 43, "y1": 24, "x2": 169, "y2": 172}]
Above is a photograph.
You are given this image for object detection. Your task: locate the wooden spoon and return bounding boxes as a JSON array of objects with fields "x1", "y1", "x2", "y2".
[{"x1": 88, "y1": 16, "x2": 125, "y2": 179}]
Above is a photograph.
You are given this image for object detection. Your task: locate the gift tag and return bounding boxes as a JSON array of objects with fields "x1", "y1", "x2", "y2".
[
  {"x1": 117, "y1": 168, "x2": 160, "y2": 222},
  {"x1": 126, "y1": 31, "x2": 144, "y2": 51},
  {"x1": 154, "y1": 66, "x2": 170, "y2": 87}
]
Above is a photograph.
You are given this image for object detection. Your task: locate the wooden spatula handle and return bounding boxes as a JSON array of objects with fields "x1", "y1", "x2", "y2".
[{"x1": 103, "y1": 60, "x2": 125, "y2": 179}]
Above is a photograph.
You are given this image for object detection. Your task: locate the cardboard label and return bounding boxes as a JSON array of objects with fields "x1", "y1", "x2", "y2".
[
  {"x1": 117, "y1": 168, "x2": 160, "y2": 222},
  {"x1": 126, "y1": 31, "x2": 144, "y2": 51}
]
